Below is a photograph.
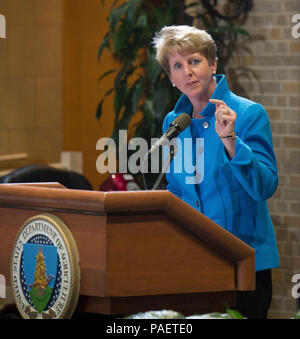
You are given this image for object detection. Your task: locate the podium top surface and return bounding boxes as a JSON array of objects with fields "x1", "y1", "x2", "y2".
[{"x1": 0, "y1": 183, "x2": 255, "y2": 265}]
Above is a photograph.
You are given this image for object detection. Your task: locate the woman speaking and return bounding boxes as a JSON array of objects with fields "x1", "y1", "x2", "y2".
[{"x1": 153, "y1": 25, "x2": 279, "y2": 319}]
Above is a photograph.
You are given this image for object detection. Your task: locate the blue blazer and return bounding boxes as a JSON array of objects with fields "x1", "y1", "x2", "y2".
[{"x1": 162, "y1": 74, "x2": 279, "y2": 271}]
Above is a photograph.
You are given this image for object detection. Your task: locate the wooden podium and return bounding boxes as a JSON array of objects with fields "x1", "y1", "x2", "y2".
[{"x1": 0, "y1": 183, "x2": 255, "y2": 316}]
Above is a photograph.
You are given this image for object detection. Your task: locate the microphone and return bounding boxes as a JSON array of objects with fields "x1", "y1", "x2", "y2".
[{"x1": 149, "y1": 113, "x2": 191, "y2": 154}]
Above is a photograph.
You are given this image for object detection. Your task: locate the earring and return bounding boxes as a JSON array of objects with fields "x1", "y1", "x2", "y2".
[{"x1": 172, "y1": 83, "x2": 176, "y2": 87}]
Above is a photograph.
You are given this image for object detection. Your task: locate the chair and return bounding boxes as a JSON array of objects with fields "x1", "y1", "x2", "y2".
[{"x1": 0, "y1": 164, "x2": 93, "y2": 190}]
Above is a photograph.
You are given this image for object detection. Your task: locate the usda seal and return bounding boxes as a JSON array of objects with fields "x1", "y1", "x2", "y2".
[{"x1": 10, "y1": 214, "x2": 80, "y2": 319}]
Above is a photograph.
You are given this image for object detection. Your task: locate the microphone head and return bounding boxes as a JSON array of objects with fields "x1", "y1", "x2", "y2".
[
  {"x1": 172, "y1": 113, "x2": 191, "y2": 131},
  {"x1": 165, "y1": 113, "x2": 191, "y2": 140}
]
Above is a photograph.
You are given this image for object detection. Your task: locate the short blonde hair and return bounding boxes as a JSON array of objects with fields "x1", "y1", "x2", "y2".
[{"x1": 153, "y1": 25, "x2": 217, "y2": 75}]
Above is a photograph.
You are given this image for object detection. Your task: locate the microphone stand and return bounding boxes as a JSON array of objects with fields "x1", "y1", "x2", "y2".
[
  {"x1": 141, "y1": 113, "x2": 190, "y2": 190},
  {"x1": 152, "y1": 145, "x2": 177, "y2": 190},
  {"x1": 141, "y1": 145, "x2": 177, "y2": 191}
]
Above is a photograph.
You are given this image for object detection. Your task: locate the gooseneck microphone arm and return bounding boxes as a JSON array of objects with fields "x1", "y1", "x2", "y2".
[
  {"x1": 141, "y1": 113, "x2": 191, "y2": 190},
  {"x1": 152, "y1": 144, "x2": 177, "y2": 190}
]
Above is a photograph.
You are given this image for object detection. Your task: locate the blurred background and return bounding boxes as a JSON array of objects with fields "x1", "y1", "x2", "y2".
[{"x1": 0, "y1": 0, "x2": 299, "y2": 318}]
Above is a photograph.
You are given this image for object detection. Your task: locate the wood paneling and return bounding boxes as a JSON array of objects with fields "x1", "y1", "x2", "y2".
[{"x1": 63, "y1": 0, "x2": 119, "y2": 189}]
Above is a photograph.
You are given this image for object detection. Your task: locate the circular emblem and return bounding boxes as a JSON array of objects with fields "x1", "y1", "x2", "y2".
[{"x1": 10, "y1": 214, "x2": 80, "y2": 319}]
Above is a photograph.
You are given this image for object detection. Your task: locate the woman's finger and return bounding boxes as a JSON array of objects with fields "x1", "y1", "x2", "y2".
[{"x1": 209, "y1": 98, "x2": 225, "y2": 106}]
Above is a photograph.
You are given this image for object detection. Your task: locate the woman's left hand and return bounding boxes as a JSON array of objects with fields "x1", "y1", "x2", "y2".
[{"x1": 210, "y1": 99, "x2": 237, "y2": 138}]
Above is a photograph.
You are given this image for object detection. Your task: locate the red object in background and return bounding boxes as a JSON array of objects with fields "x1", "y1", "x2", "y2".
[{"x1": 99, "y1": 173, "x2": 141, "y2": 191}]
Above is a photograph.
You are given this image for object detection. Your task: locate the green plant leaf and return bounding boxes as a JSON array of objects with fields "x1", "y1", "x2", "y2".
[
  {"x1": 146, "y1": 50, "x2": 161, "y2": 86},
  {"x1": 98, "y1": 33, "x2": 110, "y2": 62},
  {"x1": 96, "y1": 99, "x2": 104, "y2": 120},
  {"x1": 225, "y1": 307, "x2": 245, "y2": 319},
  {"x1": 131, "y1": 78, "x2": 145, "y2": 113},
  {"x1": 154, "y1": 82, "x2": 169, "y2": 117},
  {"x1": 126, "y1": 0, "x2": 139, "y2": 23},
  {"x1": 150, "y1": 7, "x2": 164, "y2": 26},
  {"x1": 114, "y1": 85, "x2": 127, "y2": 118},
  {"x1": 96, "y1": 88, "x2": 114, "y2": 120},
  {"x1": 97, "y1": 69, "x2": 117, "y2": 83},
  {"x1": 136, "y1": 13, "x2": 147, "y2": 28},
  {"x1": 109, "y1": 2, "x2": 129, "y2": 32},
  {"x1": 113, "y1": 25, "x2": 130, "y2": 54}
]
